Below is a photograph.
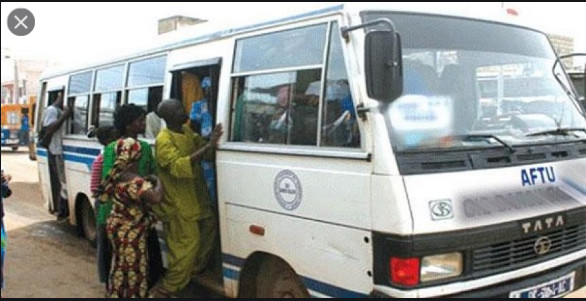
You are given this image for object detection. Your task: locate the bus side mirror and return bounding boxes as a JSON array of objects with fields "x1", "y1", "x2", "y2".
[{"x1": 365, "y1": 31, "x2": 403, "y2": 103}]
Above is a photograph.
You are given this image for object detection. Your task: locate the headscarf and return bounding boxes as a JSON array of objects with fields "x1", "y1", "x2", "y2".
[{"x1": 97, "y1": 137, "x2": 142, "y2": 202}]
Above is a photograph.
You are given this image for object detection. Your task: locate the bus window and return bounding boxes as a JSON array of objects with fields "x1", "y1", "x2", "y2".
[
  {"x1": 127, "y1": 56, "x2": 166, "y2": 87},
  {"x1": 127, "y1": 86, "x2": 163, "y2": 114},
  {"x1": 321, "y1": 22, "x2": 360, "y2": 148},
  {"x1": 231, "y1": 23, "x2": 328, "y2": 145},
  {"x1": 126, "y1": 56, "x2": 166, "y2": 138},
  {"x1": 47, "y1": 90, "x2": 63, "y2": 107},
  {"x1": 68, "y1": 95, "x2": 89, "y2": 135},
  {"x1": 92, "y1": 65, "x2": 124, "y2": 128},
  {"x1": 68, "y1": 71, "x2": 92, "y2": 135},
  {"x1": 232, "y1": 70, "x2": 321, "y2": 145},
  {"x1": 127, "y1": 86, "x2": 163, "y2": 139},
  {"x1": 92, "y1": 91, "x2": 121, "y2": 128}
]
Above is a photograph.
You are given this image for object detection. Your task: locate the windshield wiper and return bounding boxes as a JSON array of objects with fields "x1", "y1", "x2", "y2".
[
  {"x1": 455, "y1": 134, "x2": 516, "y2": 153},
  {"x1": 526, "y1": 128, "x2": 586, "y2": 137}
]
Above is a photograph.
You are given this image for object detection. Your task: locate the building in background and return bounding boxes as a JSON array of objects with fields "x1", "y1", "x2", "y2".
[
  {"x1": 1, "y1": 48, "x2": 49, "y2": 104},
  {"x1": 548, "y1": 34, "x2": 576, "y2": 70},
  {"x1": 158, "y1": 15, "x2": 206, "y2": 35}
]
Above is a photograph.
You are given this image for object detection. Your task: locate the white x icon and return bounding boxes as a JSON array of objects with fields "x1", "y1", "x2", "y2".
[{"x1": 14, "y1": 15, "x2": 28, "y2": 29}]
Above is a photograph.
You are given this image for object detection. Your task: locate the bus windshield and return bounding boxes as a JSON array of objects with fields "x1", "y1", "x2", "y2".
[{"x1": 363, "y1": 12, "x2": 586, "y2": 152}]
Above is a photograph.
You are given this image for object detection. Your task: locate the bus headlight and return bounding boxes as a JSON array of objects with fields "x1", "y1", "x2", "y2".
[{"x1": 420, "y1": 252, "x2": 463, "y2": 282}]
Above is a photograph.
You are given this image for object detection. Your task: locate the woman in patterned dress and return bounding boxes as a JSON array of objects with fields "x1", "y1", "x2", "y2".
[{"x1": 98, "y1": 138, "x2": 163, "y2": 298}]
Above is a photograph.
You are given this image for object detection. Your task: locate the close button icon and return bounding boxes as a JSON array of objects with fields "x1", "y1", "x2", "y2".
[{"x1": 8, "y1": 8, "x2": 35, "y2": 36}]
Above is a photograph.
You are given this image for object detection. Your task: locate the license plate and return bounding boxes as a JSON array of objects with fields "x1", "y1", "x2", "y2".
[{"x1": 509, "y1": 272, "x2": 575, "y2": 298}]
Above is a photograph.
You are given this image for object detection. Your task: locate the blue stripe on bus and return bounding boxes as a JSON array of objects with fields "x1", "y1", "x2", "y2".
[
  {"x1": 222, "y1": 267, "x2": 240, "y2": 280},
  {"x1": 38, "y1": 145, "x2": 101, "y2": 157},
  {"x1": 221, "y1": 253, "x2": 368, "y2": 298},
  {"x1": 63, "y1": 145, "x2": 101, "y2": 157},
  {"x1": 301, "y1": 276, "x2": 368, "y2": 298},
  {"x1": 37, "y1": 149, "x2": 48, "y2": 157},
  {"x1": 222, "y1": 253, "x2": 246, "y2": 268},
  {"x1": 37, "y1": 148, "x2": 96, "y2": 171},
  {"x1": 63, "y1": 153, "x2": 95, "y2": 171}
]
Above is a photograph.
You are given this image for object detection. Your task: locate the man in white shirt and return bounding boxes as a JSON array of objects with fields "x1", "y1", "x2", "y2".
[{"x1": 41, "y1": 92, "x2": 73, "y2": 220}]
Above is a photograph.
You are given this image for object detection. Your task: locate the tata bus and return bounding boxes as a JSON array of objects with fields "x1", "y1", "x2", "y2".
[{"x1": 34, "y1": 4, "x2": 585, "y2": 298}]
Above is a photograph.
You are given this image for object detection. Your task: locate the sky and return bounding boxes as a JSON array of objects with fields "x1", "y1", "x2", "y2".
[{"x1": 2, "y1": 2, "x2": 586, "y2": 80}]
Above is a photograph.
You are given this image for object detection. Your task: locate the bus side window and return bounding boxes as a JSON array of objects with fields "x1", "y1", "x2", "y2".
[
  {"x1": 127, "y1": 86, "x2": 163, "y2": 139},
  {"x1": 231, "y1": 70, "x2": 321, "y2": 145},
  {"x1": 92, "y1": 91, "x2": 121, "y2": 128},
  {"x1": 320, "y1": 22, "x2": 360, "y2": 148},
  {"x1": 126, "y1": 56, "x2": 166, "y2": 139},
  {"x1": 68, "y1": 95, "x2": 89, "y2": 135},
  {"x1": 93, "y1": 65, "x2": 124, "y2": 129},
  {"x1": 230, "y1": 23, "x2": 327, "y2": 146}
]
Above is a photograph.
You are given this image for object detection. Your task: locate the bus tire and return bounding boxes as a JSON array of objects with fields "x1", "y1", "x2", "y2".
[
  {"x1": 255, "y1": 258, "x2": 310, "y2": 298},
  {"x1": 12, "y1": 146, "x2": 18, "y2": 152},
  {"x1": 80, "y1": 198, "x2": 97, "y2": 248}
]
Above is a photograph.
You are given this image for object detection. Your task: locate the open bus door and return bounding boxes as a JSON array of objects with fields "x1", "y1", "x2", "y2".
[
  {"x1": 37, "y1": 85, "x2": 66, "y2": 215},
  {"x1": 169, "y1": 58, "x2": 224, "y2": 292}
]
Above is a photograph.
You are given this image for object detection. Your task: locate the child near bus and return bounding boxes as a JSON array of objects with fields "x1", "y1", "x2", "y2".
[{"x1": 89, "y1": 126, "x2": 119, "y2": 288}]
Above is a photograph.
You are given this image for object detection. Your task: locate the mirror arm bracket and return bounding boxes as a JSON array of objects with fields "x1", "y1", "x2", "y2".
[
  {"x1": 341, "y1": 18, "x2": 396, "y2": 43},
  {"x1": 356, "y1": 103, "x2": 375, "y2": 121}
]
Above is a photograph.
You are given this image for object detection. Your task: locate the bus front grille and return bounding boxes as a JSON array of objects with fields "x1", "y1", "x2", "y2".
[{"x1": 472, "y1": 224, "x2": 586, "y2": 274}]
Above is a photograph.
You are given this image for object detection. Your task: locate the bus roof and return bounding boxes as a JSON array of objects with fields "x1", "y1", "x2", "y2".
[{"x1": 41, "y1": 3, "x2": 542, "y2": 81}]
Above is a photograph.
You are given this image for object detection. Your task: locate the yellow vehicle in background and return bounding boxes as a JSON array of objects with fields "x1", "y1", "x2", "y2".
[{"x1": 1, "y1": 97, "x2": 35, "y2": 157}]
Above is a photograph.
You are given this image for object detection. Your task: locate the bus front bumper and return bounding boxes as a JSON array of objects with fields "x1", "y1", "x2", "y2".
[{"x1": 371, "y1": 257, "x2": 585, "y2": 298}]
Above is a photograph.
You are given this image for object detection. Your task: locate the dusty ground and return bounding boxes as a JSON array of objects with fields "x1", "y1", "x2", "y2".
[
  {"x1": 0, "y1": 149, "x2": 584, "y2": 298},
  {"x1": 1, "y1": 150, "x2": 104, "y2": 298}
]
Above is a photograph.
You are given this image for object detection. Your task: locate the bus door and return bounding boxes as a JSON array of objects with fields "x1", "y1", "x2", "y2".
[
  {"x1": 37, "y1": 86, "x2": 65, "y2": 214},
  {"x1": 169, "y1": 58, "x2": 224, "y2": 287}
]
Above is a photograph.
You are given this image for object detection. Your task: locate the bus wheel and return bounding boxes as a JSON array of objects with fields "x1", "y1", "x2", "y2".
[
  {"x1": 255, "y1": 258, "x2": 310, "y2": 298},
  {"x1": 81, "y1": 199, "x2": 97, "y2": 247},
  {"x1": 12, "y1": 146, "x2": 19, "y2": 152}
]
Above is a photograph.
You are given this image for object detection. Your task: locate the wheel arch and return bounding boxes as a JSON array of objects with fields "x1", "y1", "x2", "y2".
[{"x1": 237, "y1": 251, "x2": 308, "y2": 298}]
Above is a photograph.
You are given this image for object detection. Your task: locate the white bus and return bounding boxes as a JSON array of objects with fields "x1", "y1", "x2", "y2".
[{"x1": 34, "y1": 4, "x2": 585, "y2": 298}]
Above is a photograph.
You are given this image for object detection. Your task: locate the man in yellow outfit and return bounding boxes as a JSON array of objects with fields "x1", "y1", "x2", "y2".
[{"x1": 152, "y1": 98, "x2": 223, "y2": 297}]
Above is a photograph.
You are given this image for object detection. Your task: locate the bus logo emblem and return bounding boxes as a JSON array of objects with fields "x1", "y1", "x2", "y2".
[
  {"x1": 534, "y1": 236, "x2": 552, "y2": 255},
  {"x1": 429, "y1": 199, "x2": 454, "y2": 221},
  {"x1": 274, "y1": 170, "x2": 303, "y2": 211}
]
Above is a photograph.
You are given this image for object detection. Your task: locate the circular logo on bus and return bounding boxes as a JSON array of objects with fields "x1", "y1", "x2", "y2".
[
  {"x1": 274, "y1": 170, "x2": 302, "y2": 211},
  {"x1": 534, "y1": 236, "x2": 552, "y2": 255}
]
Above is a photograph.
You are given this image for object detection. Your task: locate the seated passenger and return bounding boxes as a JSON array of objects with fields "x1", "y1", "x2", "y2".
[{"x1": 268, "y1": 85, "x2": 293, "y2": 144}]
